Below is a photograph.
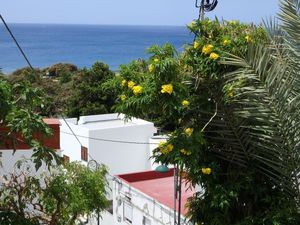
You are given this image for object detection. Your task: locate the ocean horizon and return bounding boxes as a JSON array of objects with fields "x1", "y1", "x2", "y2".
[{"x1": 0, "y1": 23, "x2": 193, "y2": 73}]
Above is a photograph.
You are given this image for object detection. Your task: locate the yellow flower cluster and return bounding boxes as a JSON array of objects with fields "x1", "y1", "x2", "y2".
[
  {"x1": 209, "y1": 52, "x2": 219, "y2": 60},
  {"x1": 120, "y1": 94, "x2": 127, "y2": 101},
  {"x1": 161, "y1": 84, "x2": 173, "y2": 95},
  {"x1": 148, "y1": 64, "x2": 155, "y2": 73},
  {"x1": 132, "y1": 85, "x2": 143, "y2": 95},
  {"x1": 227, "y1": 86, "x2": 234, "y2": 97},
  {"x1": 122, "y1": 79, "x2": 127, "y2": 86},
  {"x1": 128, "y1": 81, "x2": 136, "y2": 89},
  {"x1": 202, "y1": 44, "x2": 214, "y2": 55},
  {"x1": 193, "y1": 41, "x2": 200, "y2": 49},
  {"x1": 188, "y1": 21, "x2": 197, "y2": 29},
  {"x1": 184, "y1": 127, "x2": 193, "y2": 136},
  {"x1": 201, "y1": 167, "x2": 212, "y2": 175},
  {"x1": 228, "y1": 20, "x2": 237, "y2": 25},
  {"x1": 245, "y1": 35, "x2": 252, "y2": 43},
  {"x1": 180, "y1": 149, "x2": 192, "y2": 156},
  {"x1": 223, "y1": 39, "x2": 231, "y2": 45},
  {"x1": 182, "y1": 100, "x2": 190, "y2": 108},
  {"x1": 154, "y1": 58, "x2": 159, "y2": 63},
  {"x1": 159, "y1": 142, "x2": 174, "y2": 155}
]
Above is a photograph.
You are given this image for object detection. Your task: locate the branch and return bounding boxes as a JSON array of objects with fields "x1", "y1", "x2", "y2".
[{"x1": 201, "y1": 102, "x2": 218, "y2": 132}]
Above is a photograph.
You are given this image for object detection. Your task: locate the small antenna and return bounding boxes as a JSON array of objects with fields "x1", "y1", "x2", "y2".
[{"x1": 195, "y1": 0, "x2": 218, "y2": 21}]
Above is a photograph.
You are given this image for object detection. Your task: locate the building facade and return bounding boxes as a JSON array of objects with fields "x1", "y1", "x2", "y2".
[
  {"x1": 0, "y1": 118, "x2": 61, "y2": 177},
  {"x1": 60, "y1": 113, "x2": 156, "y2": 175},
  {"x1": 113, "y1": 170, "x2": 194, "y2": 225}
]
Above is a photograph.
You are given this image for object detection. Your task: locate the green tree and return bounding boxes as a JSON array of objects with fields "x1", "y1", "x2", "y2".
[
  {"x1": 0, "y1": 80, "x2": 60, "y2": 169},
  {"x1": 0, "y1": 160, "x2": 108, "y2": 225},
  {"x1": 67, "y1": 61, "x2": 116, "y2": 118}
]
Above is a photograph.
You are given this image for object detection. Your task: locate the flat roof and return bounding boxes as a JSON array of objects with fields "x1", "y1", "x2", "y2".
[
  {"x1": 63, "y1": 113, "x2": 153, "y2": 131},
  {"x1": 79, "y1": 119, "x2": 137, "y2": 130},
  {"x1": 117, "y1": 169, "x2": 194, "y2": 216}
]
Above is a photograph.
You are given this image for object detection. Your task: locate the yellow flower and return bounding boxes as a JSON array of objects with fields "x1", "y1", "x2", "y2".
[
  {"x1": 193, "y1": 41, "x2": 200, "y2": 49},
  {"x1": 159, "y1": 143, "x2": 174, "y2": 154},
  {"x1": 227, "y1": 86, "x2": 234, "y2": 97},
  {"x1": 128, "y1": 81, "x2": 136, "y2": 89},
  {"x1": 188, "y1": 21, "x2": 197, "y2": 29},
  {"x1": 228, "y1": 20, "x2": 237, "y2": 25},
  {"x1": 223, "y1": 39, "x2": 231, "y2": 45},
  {"x1": 120, "y1": 94, "x2": 127, "y2": 101},
  {"x1": 161, "y1": 84, "x2": 173, "y2": 95},
  {"x1": 180, "y1": 149, "x2": 192, "y2": 156},
  {"x1": 184, "y1": 127, "x2": 194, "y2": 136},
  {"x1": 202, "y1": 44, "x2": 214, "y2": 55},
  {"x1": 148, "y1": 64, "x2": 155, "y2": 73},
  {"x1": 158, "y1": 141, "x2": 166, "y2": 147},
  {"x1": 166, "y1": 144, "x2": 174, "y2": 152},
  {"x1": 154, "y1": 58, "x2": 159, "y2": 63},
  {"x1": 132, "y1": 85, "x2": 143, "y2": 95},
  {"x1": 201, "y1": 167, "x2": 212, "y2": 175},
  {"x1": 121, "y1": 79, "x2": 127, "y2": 86},
  {"x1": 209, "y1": 52, "x2": 219, "y2": 60},
  {"x1": 182, "y1": 100, "x2": 190, "y2": 108},
  {"x1": 245, "y1": 35, "x2": 252, "y2": 43}
]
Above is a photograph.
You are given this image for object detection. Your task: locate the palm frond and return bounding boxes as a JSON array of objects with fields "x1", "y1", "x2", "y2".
[{"x1": 221, "y1": 43, "x2": 300, "y2": 199}]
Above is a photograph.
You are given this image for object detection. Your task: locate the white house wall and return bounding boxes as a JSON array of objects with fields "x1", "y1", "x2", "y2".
[
  {"x1": 89, "y1": 123, "x2": 155, "y2": 175},
  {"x1": 113, "y1": 179, "x2": 191, "y2": 225},
  {"x1": 60, "y1": 119, "x2": 89, "y2": 164}
]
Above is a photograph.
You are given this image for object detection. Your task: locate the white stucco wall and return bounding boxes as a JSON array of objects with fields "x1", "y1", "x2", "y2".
[
  {"x1": 60, "y1": 118, "x2": 90, "y2": 164},
  {"x1": 89, "y1": 123, "x2": 155, "y2": 175},
  {"x1": 60, "y1": 114, "x2": 156, "y2": 175},
  {"x1": 0, "y1": 150, "x2": 33, "y2": 177}
]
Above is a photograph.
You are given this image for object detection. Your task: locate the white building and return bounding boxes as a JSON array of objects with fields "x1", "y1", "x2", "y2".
[
  {"x1": 60, "y1": 113, "x2": 156, "y2": 175},
  {"x1": 113, "y1": 169, "x2": 195, "y2": 225},
  {"x1": 0, "y1": 118, "x2": 61, "y2": 177}
]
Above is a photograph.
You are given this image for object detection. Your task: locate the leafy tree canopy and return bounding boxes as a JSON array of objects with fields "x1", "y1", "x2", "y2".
[{"x1": 0, "y1": 160, "x2": 108, "y2": 225}]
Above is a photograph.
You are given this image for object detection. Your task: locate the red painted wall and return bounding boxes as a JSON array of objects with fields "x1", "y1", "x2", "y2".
[{"x1": 0, "y1": 119, "x2": 60, "y2": 150}]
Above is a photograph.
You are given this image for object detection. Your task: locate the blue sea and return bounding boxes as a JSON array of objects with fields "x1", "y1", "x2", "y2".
[{"x1": 0, "y1": 24, "x2": 192, "y2": 73}]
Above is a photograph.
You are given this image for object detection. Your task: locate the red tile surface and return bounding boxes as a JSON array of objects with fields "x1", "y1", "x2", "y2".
[{"x1": 118, "y1": 170, "x2": 194, "y2": 215}]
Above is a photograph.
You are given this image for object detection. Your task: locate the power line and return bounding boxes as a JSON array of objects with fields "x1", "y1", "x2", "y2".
[
  {"x1": 0, "y1": 15, "x2": 90, "y2": 154},
  {"x1": 61, "y1": 130, "x2": 162, "y2": 145},
  {"x1": 0, "y1": 14, "x2": 34, "y2": 70}
]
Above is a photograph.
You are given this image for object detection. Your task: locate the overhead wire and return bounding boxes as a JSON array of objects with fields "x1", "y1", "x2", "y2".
[
  {"x1": 61, "y1": 130, "x2": 161, "y2": 145},
  {"x1": 0, "y1": 14, "x2": 164, "y2": 147},
  {"x1": 0, "y1": 14, "x2": 34, "y2": 70}
]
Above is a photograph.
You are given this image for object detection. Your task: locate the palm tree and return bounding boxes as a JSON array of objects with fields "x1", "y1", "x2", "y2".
[{"x1": 213, "y1": 0, "x2": 300, "y2": 203}]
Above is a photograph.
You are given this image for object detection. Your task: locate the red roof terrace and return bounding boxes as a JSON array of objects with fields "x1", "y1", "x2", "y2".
[{"x1": 117, "y1": 169, "x2": 195, "y2": 216}]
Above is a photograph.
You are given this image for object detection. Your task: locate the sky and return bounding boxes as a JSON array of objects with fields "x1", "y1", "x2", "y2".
[{"x1": 1, "y1": 0, "x2": 280, "y2": 26}]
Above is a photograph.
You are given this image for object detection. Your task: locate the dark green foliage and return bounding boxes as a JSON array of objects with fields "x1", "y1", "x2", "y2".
[
  {"x1": 8, "y1": 62, "x2": 117, "y2": 117},
  {"x1": 0, "y1": 212, "x2": 39, "y2": 225},
  {"x1": 67, "y1": 61, "x2": 116, "y2": 118}
]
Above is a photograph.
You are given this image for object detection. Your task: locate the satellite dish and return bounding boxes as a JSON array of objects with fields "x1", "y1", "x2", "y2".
[{"x1": 87, "y1": 159, "x2": 99, "y2": 171}]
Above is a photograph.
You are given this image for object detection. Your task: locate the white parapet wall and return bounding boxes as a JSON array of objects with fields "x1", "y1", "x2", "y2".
[{"x1": 60, "y1": 113, "x2": 157, "y2": 175}]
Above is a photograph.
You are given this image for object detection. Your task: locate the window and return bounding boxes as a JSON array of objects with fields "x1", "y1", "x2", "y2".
[
  {"x1": 107, "y1": 200, "x2": 113, "y2": 214},
  {"x1": 63, "y1": 155, "x2": 70, "y2": 163},
  {"x1": 81, "y1": 146, "x2": 88, "y2": 161},
  {"x1": 123, "y1": 201, "x2": 133, "y2": 223},
  {"x1": 142, "y1": 216, "x2": 151, "y2": 225}
]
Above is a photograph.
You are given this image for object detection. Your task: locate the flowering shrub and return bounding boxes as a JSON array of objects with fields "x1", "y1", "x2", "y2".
[{"x1": 106, "y1": 18, "x2": 300, "y2": 224}]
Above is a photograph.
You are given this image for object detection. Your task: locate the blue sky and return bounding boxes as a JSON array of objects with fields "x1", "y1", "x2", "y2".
[{"x1": 2, "y1": 0, "x2": 279, "y2": 26}]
